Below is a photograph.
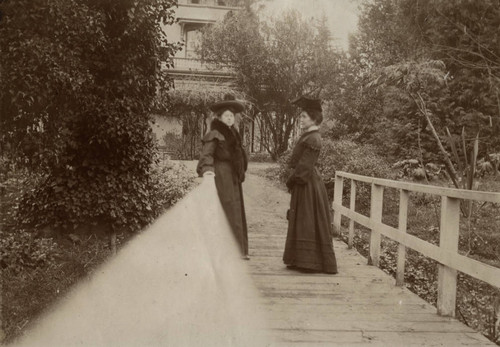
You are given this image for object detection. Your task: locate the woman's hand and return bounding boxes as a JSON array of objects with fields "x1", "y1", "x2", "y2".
[
  {"x1": 195, "y1": 171, "x2": 215, "y2": 185},
  {"x1": 201, "y1": 171, "x2": 215, "y2": 185}
]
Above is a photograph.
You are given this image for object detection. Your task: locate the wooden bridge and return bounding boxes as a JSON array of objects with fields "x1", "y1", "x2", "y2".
[{"x1": 244, "y1": 170, "x2": 499, "y2": 346}]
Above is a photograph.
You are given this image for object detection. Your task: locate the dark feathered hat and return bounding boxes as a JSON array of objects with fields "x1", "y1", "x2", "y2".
[
  {"x1": 291, "y1": 96, "x2": 322, "y2": 112},
  {"x1": 210, "y1": 93, "x2": 245, "y2": 113}
]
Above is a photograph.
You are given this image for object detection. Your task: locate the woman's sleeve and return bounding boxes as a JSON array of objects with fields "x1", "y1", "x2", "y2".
[
  {"x1": 196, "y1": 131, "x2": 224, "y2": 177},
  {"x1": 286, "y1": 136, "x2": 321, "y2": 189},
  {"x1": 196, "y1": 140, "x2": 217, "y2": 177}
]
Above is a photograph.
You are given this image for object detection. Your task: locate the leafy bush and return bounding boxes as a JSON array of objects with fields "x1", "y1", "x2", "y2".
[
  {"x1": 1, "y1": 232, "x2": 113, "y2": 343},
  {"x1": 392, "y1": 159, "x2": 446, "y2": 181},
  {"x1": 277, "y1": 139, "x2": 395, "y2": 201},
  {"x1": 0, "y1": 231, "x2": 60, "y2": 276},
  {"x1": 17, "y1": 161, "x2": 195, "y2": 235},
  {"x1": 149, "y1": 161, "x2": 195, "y2": 213},
  {"x1": 249, "y1": 152, "x2": 274, "y2": 163},
  {"x1": 0, "y1": 0, "x2": 181, "y2": 238}
]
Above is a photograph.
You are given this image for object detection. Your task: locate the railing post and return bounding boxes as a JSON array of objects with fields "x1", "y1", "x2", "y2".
[
  {"x1": 437, "y1": 196, "x2": 460, "y2": 317},
  {"x1": 333, "y1": 175, "x2": 344, "y2": 237},
  {"x1": 369, "y1": 183, "x2": 383, "y2": 267},
  {"x1": 396, "y1": 189, "x2": 409, "y2": 286},
  {"x1": 348, "y1": 180, "x2": 356, "y2": 249}
]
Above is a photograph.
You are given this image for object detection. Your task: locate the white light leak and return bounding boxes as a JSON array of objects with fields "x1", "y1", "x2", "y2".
[{"x1": 14, "y1": 179, "x2": 271, "y2": 347}]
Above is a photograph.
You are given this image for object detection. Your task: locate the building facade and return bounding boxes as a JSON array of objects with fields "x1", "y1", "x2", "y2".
[
  {"x1": 155, "y1": 0, "x2": 273, "y2": 160},
  {"x1": 153, "y1": 0, "x2": 241, "y2": 157}
]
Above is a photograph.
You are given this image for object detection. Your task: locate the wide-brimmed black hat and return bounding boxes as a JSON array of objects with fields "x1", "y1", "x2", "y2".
[
  {"x1": 210, "y1": 93, "x2": 245, "y2": 113},
  {"x1": 291, "y1": 96, "x2": 322, "y2": 112}
]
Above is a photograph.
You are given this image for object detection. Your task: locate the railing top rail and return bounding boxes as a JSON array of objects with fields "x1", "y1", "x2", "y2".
[{"x1": 336, "y1": 171, "x2": 500, "y2": 203}]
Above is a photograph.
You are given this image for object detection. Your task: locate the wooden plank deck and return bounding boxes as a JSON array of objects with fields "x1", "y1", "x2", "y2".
[{"x1": 243, "y1": 172, "x2": 495, "y2": 347}]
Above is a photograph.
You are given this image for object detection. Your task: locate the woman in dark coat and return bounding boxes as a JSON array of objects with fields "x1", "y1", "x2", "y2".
[
  {"x1": 283, "y1": 96, "x2": 338, "y2": 274},
  {"x1": 197, "y1": 94, "x2": 249, "y2": 259}
]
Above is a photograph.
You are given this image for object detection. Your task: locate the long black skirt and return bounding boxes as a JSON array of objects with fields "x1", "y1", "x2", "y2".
[{"x1": 283, "y1": 169, "x2": 337, "y2": 273}]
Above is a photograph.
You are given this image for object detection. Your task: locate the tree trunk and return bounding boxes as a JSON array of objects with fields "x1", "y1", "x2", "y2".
[
  {"x1": 415, "y1": 92, "x2": 460, "y2": 188},
  {"x1": 423, "y1": 110, "x2": 459, "y2": 188}
]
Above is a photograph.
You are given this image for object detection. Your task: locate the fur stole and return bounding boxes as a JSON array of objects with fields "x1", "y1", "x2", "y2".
[{"x1": 211, "y1": 118, "x2": 247, "y2": 182}]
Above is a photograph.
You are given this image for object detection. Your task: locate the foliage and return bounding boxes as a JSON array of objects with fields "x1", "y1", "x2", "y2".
[
  {"x1": 477, "y1": 153, "x2": 500, "y2": 177},
  {"x1": 277, "y1": 138, "x2": 394, "y2": 202},
  {"x1": 166, "y1": 81, "x2": 247, "y2": 115},
  {"x1": 249, "y1": 152, "x2": 274, "y2": 163},
  {"x1": 0, "y1": 167, "x2": 42, "y2": 233},
  {"x1": 322, "y1": 0, "x2": 421, "y2": 160},
  {"x1": 392, "y1": 159, "x2": 445, "y2": 181},
  {"x1": 0, "y1": 0, "x2": 181, "y2": 234},
  {"x1": 0, "y1": 231, "x2": 60, "y2": 276},
  {"x1": 418, "y1": 0, "x2": 500, "y2": 150},
  {"x1": 200, "y1": 8, "x2": 342, "y2": 159},
  {"x1": 149, "y1": 161, "x2": 196, "y2": 212},
  {"x1": 1, "y1": 232, "x2": 113, "y2": 343},
  {"x1": 323, "y1": 57, "x2": 384, "y2": 149},
  {"x1": 327, "y1": 0, "x2": 500, "y2": 166},
  {"x1": 17, "y1": 160, "x2": 195, "y2": 233}
]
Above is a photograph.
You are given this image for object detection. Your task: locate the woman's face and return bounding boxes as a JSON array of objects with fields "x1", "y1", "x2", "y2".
[
  {"x1": 299, "y1": 111, "x2": 315, "y2": 129},
  {"x1": 219, "y1": 109, "x2": 235, "y2": 127}
]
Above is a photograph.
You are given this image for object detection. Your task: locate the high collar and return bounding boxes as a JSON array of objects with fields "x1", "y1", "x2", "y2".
[{"x1": 303, "y1": 125, "x2": 319, "y2": 133}]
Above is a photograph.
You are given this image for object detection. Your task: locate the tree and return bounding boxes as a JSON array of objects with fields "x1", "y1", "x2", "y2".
[
  {"x1": 324, "y1": 0, "x2": 420, "y2": 159},
  {"x1": 418, "y1": 0, "x2": 500, "y2": 152},
  {"x1": 199, "y1": 8, "x2": 341, "y2": 159},
  {"x1": 332, "y1": 0, "x2": 499, "y2": 163},
  {"x1": 0, "y1": 0, "x2": 181, "y2": 236}
]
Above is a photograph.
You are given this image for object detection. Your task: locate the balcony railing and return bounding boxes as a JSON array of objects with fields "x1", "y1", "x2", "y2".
[
  {"x1": 170, "y1": 57, "x2": 235, "y2": 75},
  {"x1": 177, "y1": 0, "x2": 242, "y2": 7}
]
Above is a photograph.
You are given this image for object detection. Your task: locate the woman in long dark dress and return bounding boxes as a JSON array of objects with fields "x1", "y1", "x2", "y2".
[
  {"x1": 197, "y1": 94, "x2": 249, "y2": 259},
  {"x1": 283, "y1": 96, "x2": 338, "y2": 274}
]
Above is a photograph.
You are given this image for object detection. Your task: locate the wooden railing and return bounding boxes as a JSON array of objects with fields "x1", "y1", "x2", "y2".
[{"x1": 331, "y1": 171, "x2": 500, "y2": 317}]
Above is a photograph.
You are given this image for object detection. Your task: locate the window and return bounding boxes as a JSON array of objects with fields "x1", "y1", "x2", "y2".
[{"x1": 185, "y1": 28, "x2": 202, "y2": 58}]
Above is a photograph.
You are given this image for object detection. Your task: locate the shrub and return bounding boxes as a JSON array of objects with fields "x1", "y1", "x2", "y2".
[
  {"x1": 149, "y1": 161, "x2": 195, "y2": 213},
  {"x1": 1, "y1": 0, "x2": 181, "y2": 238},
  {"x1": 249, "y1": 152, "x2": 274, "y2": 163},
  {"x1": 392, "y1": 159, "x2": 446, "y2": 181},
  {"x1": 277, "y1": 139, "x2": 394, "y2": 201},
  {"x1": 0, "y1": 230, "x2": 60, "y2": 276},
  {"x1": 1, "y1": 231, "x2": 112, "y2": 343},
  {"x1": 17, "y1": 160, "x2": 195, "y2": 235}
]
